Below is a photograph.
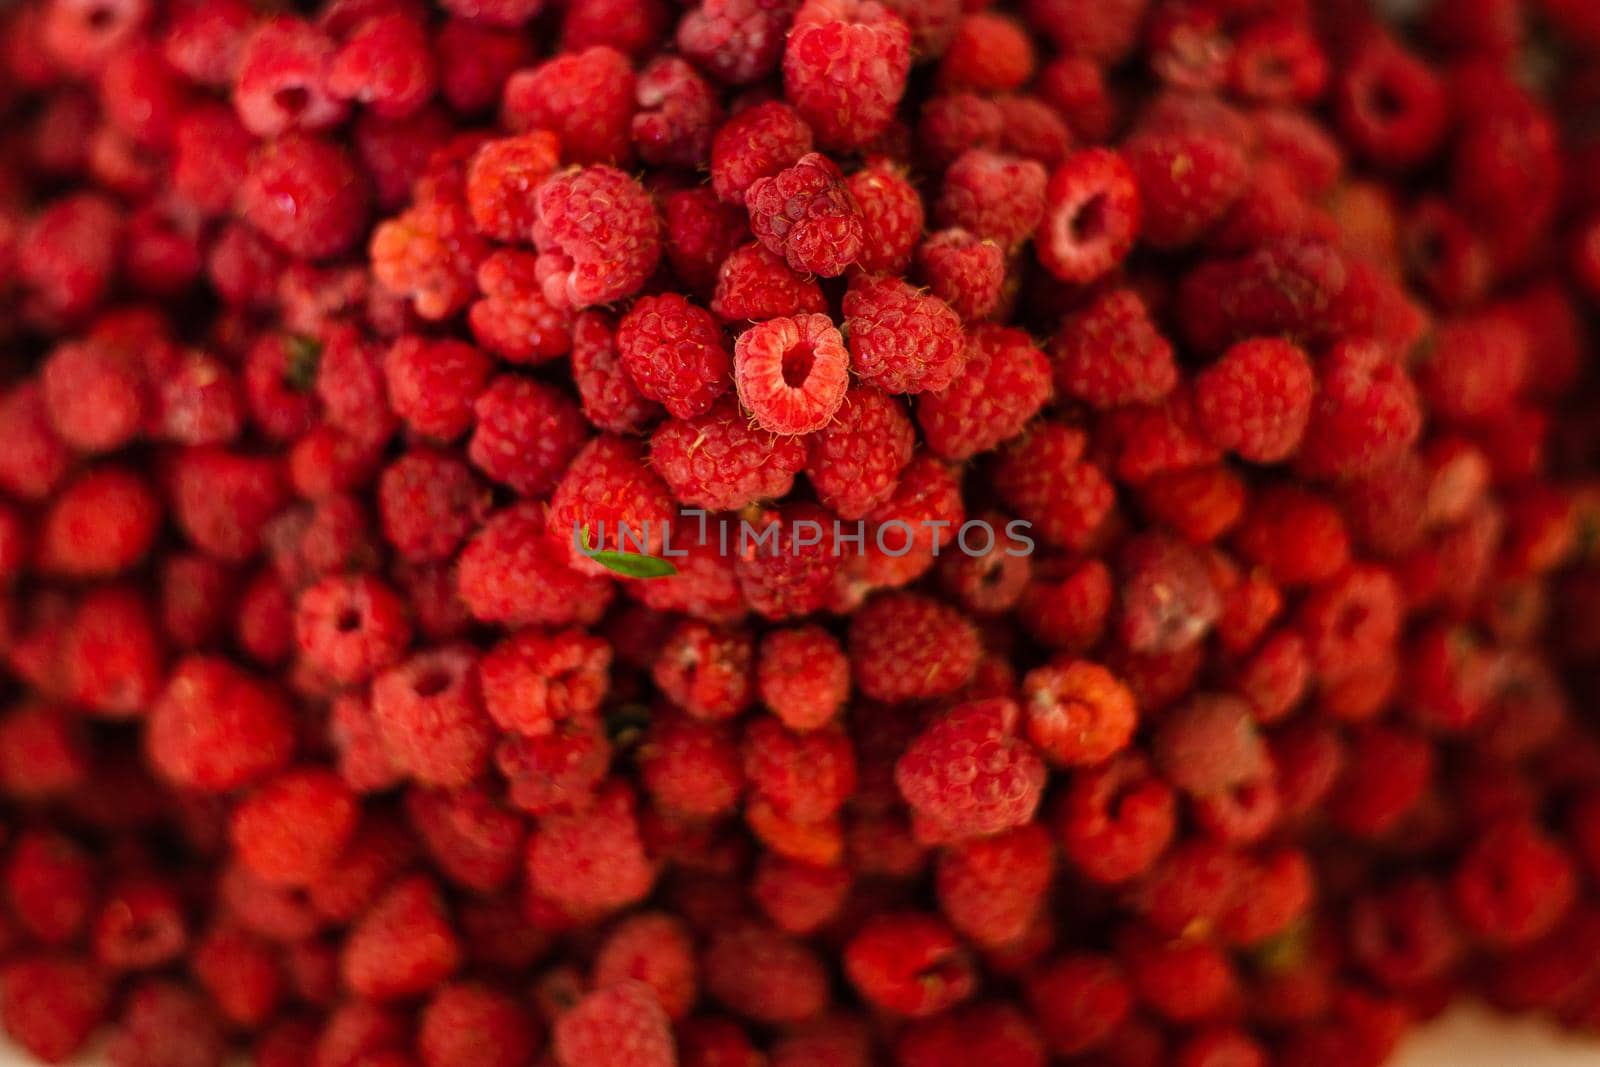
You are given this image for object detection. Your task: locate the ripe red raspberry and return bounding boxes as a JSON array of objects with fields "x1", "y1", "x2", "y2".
[
  {"x1": 936, "y1": 823, "x2": 1053, "y2": 948},
  {"x1": 784, "y1": 0, "x2": 913, "y2": 150},
  {"x1": 330, "y1": 692, "x2": 404, "y2": 794},
  {"x1": 418, "y1": 983, "x2": 541, "y2": 1067},
  {"x1": 547, "y1": 435, "x2": 675, "y2": 573},
  {"x1": 526, "y1": 782, "x2": 656, "y2": 918},
  {"x1": 1234, "y1": 486, "x2": 1350, "y2": 588},
  {"x1": 530, "y1": 165, "x2": 661, "y2": 310},
  {"x1": 341, "y1": 874, "x2": 461, "y2": 1001},
  {"x1": 1036, "y1": 148, "x2": 1140, "y2": 283},
  {"x1": 479, "y1": 628, "x2": 610, "y2": 737},
  {"x1": 703, "y1": 922, "x2": 831, "y2": 1024},
  {"x1": 850, "y1": 591, "x2": 980, "y2": 703},
  {"x1": 918, "y1": 93, "x2": 1005, "y2": 172},
  {"x1": 915, "y1": 229, "x2": 1005, "y2": 321},
  {"x1": 468, "y1": 375, "x2": 588, "y2": 497},
  {"x1": 383, "y1": 336, "x2": 491, "y2": 442},
  {"x1": 294, "y1": 573, "x2": 412, "y2": 686},
  {"x1": 847, "y1": 161, "x2": 925, "y2": 275},
  {"x1": 1176, "y1": 238, "x2": 1353, "y2": 354},
  {"x1": 1193, "y1": 338, "x2": 1315, "y2": 464},
  {"x1": 0, "y1": 383, "x2": 72, "y2": 501},
  {"x1": 633, "y1": 56, "x2": 722, "y2": 169},
  {"x1": 805, "y1": 386, "x2": 916, "y2": 518},
  {"x1": 1125, "y1": 130, "x2": 1248, "y2": 248},
  {"x1": 899, "y1": 1003, "x2": 1046, "y2": 1067},
  {"x1": 502, "y1": 45, "x2": 635, "y2": 165},
  {"x1": 495, "y1": 724, "x2": 611, "y2": 816},
  {"x1": 745, "y1": 152, "x2": 864, "y2": 277},
  {"x1": 459, "y1": 504, "x2": 614, "y2": 627},
  {"x1": 406, "y1": 785, "x2": 526, "y2": 894},
  {"x1": 370, "y1": 645, "x2": 494, "y2": 790},
  {"x1": 594, "y1": 912, "x2": 698, "y2": 1020},
  {"x1": 743, "y1": 716, "x2": 857, "y2": 822},
  {"x1": 1020, "y1": 954, "x2": 1131, "y2": 1056},
  {"x1": 376, "y1": 449, "x2": 487, "y2": 565},
  {"x1": 653, "y1": 620, "x2": 755, "y2": 721},
  {"x1": 36, "y1": 466, "x2": 163, "y2": 579},
  {"x1": 1334, "y1": 32, "x2": 1449, "y2": 171},
  {"x1": 637, "y1": 712, "x2": 742, "y2": 818},
  {"x1": 17, "y1": 193, "x2": 123, "y2": 326},
  {"x1": 1348, "y1": 877, "x2": 1462, "y2": 990},
  {"x1": 464, "y1": 133, "x2": 561, "y2": 243},
  {"x1": 104, "y1": 981, "x2": 227, "y2": 1067},
  {"x1": 571, "y1": 311, "x2": 661, "y2": 435},
  {"x1": 239, "y1": 134, "x2": 370, "y2": 262},
  {"x1": 997, "y1": 94, "x2": 1074, "y2": 169},
  {"x1": 845, "y1": 912, "x2": 976, "y2": 1017},
  {"x1": 661, "y1": 186, "x2": 749, "y2": 297},
  {"x1": 326, "y1": 13, "x2": 436, "y2": 120},
  {"x1": 1116, "y1": 533, "x2": 1222, "y2": 655},
  {"x1": 1452, "y1": 819, "x2": 1576, "y2": 946},
  {"x1": 616, "y1": 293, "x2": 732, "y2": 419},
  {"x1": 896, "y1": 698, "x2": 1045, "y2": 840},
  {"x1": 757, "y1": 625, "x2": 849, "y2": 731},
  {"x1": 146, "y1": 657, "x2": 295, "y2": 793},
  {"x1": 1021, "y1": 658, "x2": 1137, "y2": 767},
  {"x1": 938, "y1": 12, "x2": 1035, "y2": 93},
  {"x1": 752, "y1": 854, "x2": 851, "y2": 934},
  {"x1": 1153, "y1": 693, "x2": 1269, "y2": 800},
  {"x1": 560, "y1": 0, "x2": 670, "y2": 57},
  {"x1": 994, "y1": 423, "x2": 1114, "y2": 552},
  {"x1": 918, "y1": 325, "x2": 1052, "y2": 461},
  {"x1": 650, "y1": 398, "x2": 806, "y2": 512},
  {"x1": 733, "y1": 313, "x2": 851, "y2": 435},
  {"x1": 1418, "y1": 311, "x2": 1530, "y2": 423},
  {"x1": 0, "y1": 955, "x2": 111, "y2": 1063},
  {"x1": 626, "y1": 532, "x2": 747, "y2": 623},
  {"x1": 936, "y1": 149, "x2": 1047, "y2": 251},
  {"x1": 230, "y1": 768, "x2": 358, "y2": 887},
  {"x1": 1295, "y1": 563, "x2": 1402, "y2": 681},
  {"x1": 40, "y1": 338, "x2": 146, "y2": 454},
  {"x1": 676, "y1": 0, "x2": 797, "y2": 86},
  {"x1": 711, "y1": 242, "x2": 828, "y2": 323},
  {"x1": 231, "y1": 17, "x2": 346, "y2": 138},
  {"x1": 843, "y1": 275, "x2": 966, "y2": 395}
]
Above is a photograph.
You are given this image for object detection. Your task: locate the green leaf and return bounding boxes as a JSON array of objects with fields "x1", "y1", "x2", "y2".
[
  {"x1": 580, "y1": 526, "x2": 679, "y2": 579},
  {"x1": 284, "y1": 334, "x2": 323, "y2": 391}
]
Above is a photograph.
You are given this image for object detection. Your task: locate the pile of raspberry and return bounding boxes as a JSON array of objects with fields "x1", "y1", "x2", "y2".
[{"x1": 6, "y1": 0, "x2": 1600, "y2": 1064}]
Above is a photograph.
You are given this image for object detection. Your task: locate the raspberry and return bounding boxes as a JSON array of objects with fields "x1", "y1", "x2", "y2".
[
  {"x1": 711, "y1": 242, "x2": 828, "y2": 323},
  {"x1": 146, "y1": 657, "x2": 295, "y2": 793},
  {"x1": 661, "y1": 187, "x2": 749, "y2": 297},
  {"x1": 896, "y1": 698, "x2": 1045, "y2": 840},
  {"x1": 743, "y1": 716, "x2": 857, "y2": 822},
  {"x1": 239, "y1": 134, "x2": 370, "y2": 262},
  {"x1": 936, "y1": 149, "x2": 1047, "y2": 251},
  {"x1": 616, "y1": 293, "x2": 732, "y2": 419},
  {"x1": 847, "y1": 161, "x2": 925, "y2": 275},
  {"x1": 1452, "y1": 819, "x2": 1576, "y2": 946},
  {"x1": 0, "y1": 383, "x2": 72, "y2": 501},
  {"x1": 937, "y1": 12, "x2": 1034, "y2": 92},
  {"x1": 1035, "y1": 149, "x2": 1139, "y2": 284},
  {"x1": 294, "y1": 574, "x2": 411, "y2": 686},
  {"x1": 530, "y1": 165, "x2": 661, "y2": 310},
  {"x1": 561, "y1": 0, "x2": 670, "y2": 58},
  {"x1": 637, "y1": 712, "x2": 743, "y2": 818},
  {"x1": 1348, "y1": 877, "x2": 1462, "y2": 990},
  {"x1": 936, "y1": 823, "x2": 1053, "y2": 948},
  {"x1": 547, "y1": 435, "x2": 675, "y2": 572},
  {"x1": 0, "y1": 955, "x2": 111, "y2": 1063},
  {"x1": 784, "y1": 0, "x2": 913, "y2": 150},
  {"x1": 231, "y1": 17, "x2": 346, "y2": 138},
  {"x1": 383, "y1": 336, "x2": 491, "y2": 442},
  {"x1": 1327, "y1": 723, "x2": 1434, "y2": 837},
  {"x1": 371, "y1": 203, "x2": 491, "y2": 329},
  {"x1": 496, "y1": 724, "x2": 611, "y2": 815},
  {"x1": 733, "y1": 313, "x2": 851, "y2": 435},
  {"x1": 479, "y1": 628, "x2": 610, "y2": 736},
  {"x1": 653, "y1": 620, "x2": 755, "y2": 720},
  {"x1": 327, "y1": 13, "x2": 436, "y2": 120},
  {"x1": 469, "y1": 375, "x2": 589, "y2": 497},
  {"x1": 918, "y1": 325, "x2": 1051, "y2": 461},
  {"x1": 464, "y1": 133, "x2": 561, "y2": 243},
  {"x1": 1192, "y1": 338, "x2": 1316, "y2": 465},
  {"x1": 370, "y1": 644, "x2": 494, "y2": 790},
  {"x1": 407, "y1": 785, "x2": 526, "y2": 893},
  {"x1": 650, "y1": 398, "x2": 806, "y2": 511},
  {"x1": 1021, "y1": 658, "x2": 1137, "y2": 767},
  {"x1": 502, "y1": 46, "x2": 635, "y2": 165},
  {"x1": 845, "y1": 912, "x2": 975, "y2": 1017},
  {"x1": 745, "y1": 152, "x2": 864, "y2": 277},
  {"x1": 104, "y1": 980, "x2": 226, "y2": 1067},
  {"x1": 1126, "y1": 129, "x2": 1249, "y2": 249},
  {"x1": 377, "y1": 449, "x2": 488, "y2": 564},
  {"x1": 1418, "y1": 311, "x2": 1529, "y2": 423},
  {"x1": 915, "y1": 229, "x2": 1005, "y2": 321},
  {"x1": 1021, "y1": 954, "x2": 1131, "y2": 1056},
  {"x1": 571, "y1": 311, "x2": 661, "y2": 435},
  {"x1": 41, "y1": 337, "x2": 146, "y2": 453},
  {"x1": 418, "y1": 983, "x2": 541, "y2": 1067},
  {"x1": 752, "y1": 855, "x2": 851, "y2": 934},
  {"x1": 703, "y1": 921, "x2": 830, "y2": 1024},
  {"x1": 917, "y1": 93, "x2": 1004, "y2": 172},
  {"x1": 805, "y1": 386, "x2": 916, "y2": 518},
  {"x1": 1177, "y1": 238, "x2": 1352, "y2": 354},
  {"x1": 850, "y1": 591, "x2": 979, "y2": 702},
  {"x1": 341, "y1": 874, "x2": 461, "y2": 1001},
  {"x1": 37, "y1": 466, "x2": 162, "y2": 579},
  {"x1": 997, "y1": 95, "x2": 1074, "y2": 169},
  {"x1": 843, "y1": 274, "x2": 966, "y2": 395},
  {"x1": 457, "y1": 503, "x2": 614, "y2": 627},
  {"x1": 676, "y1": 0, "x2": 797, "y2": 86},
  {"x1": 231, "y1": 768, "x2": 358, "y2": 887},
  {"x1": 1334, "y1": 32, "x2": 1449, "y2": 171},
  {"x1": 633, "y1": 56, "x2": 722, "y2": 169},
  {"x1": 526, "y1": 783, "x2": 656, "y2": 917},
  {"x1": 994, "y1": 423, "x2": 1115, "y2": 552},
  {"x1": 757, "y1": 625, "x2": 849, "y2": 730},
  {"x1": 593, "y1": 913, "x2": 697, "y2": 1021}
]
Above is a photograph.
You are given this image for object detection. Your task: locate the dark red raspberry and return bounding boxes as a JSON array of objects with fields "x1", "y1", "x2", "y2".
[
  {"x1": 915, "y1": 229, "x2": 1006, "y2": 321},
  {"x1": 703, "y1": 921, "x2": 831, "y2": 1024},
  {"x1": 752, "y1": 854, "x2": 851, "y2": 934},
  {"x1": 1334, "y1": 32, "x2": 1449, "y2": 170},
  {"x1": 757, "y1": 625, "x2": 850, "y2": 731},
  {"x1": 479, "y1": 628, "x2": 610, "y2": 737},
  {"x1": 936, "y1": 149, "x2": 1047, "y2": 251},
  {"x1": 239, "y1": 134, "x2": 370, "y2": 262},
  {"x1": 104, "y1": 981, "x2": 226, "y2": 1067},
  {"x1": 637, "y1": 712, "x2": 743, "y2": 818},
  {"x1": 418, "y1": 983, "x2": 541, "y2": 1067},
  {"x1": 546, "y1": 435, "x2": 675, "y2": 573},
  {"x1": 1036, "y1": 148, "x2": 1140, "y2": 283},
  {"x1": 531, "y1": 165, "x2": 661, "y2": 310},
  {"x1": 0, "y1": 955, "x2": 111, "y2": 1063},
  {"x1": 994, "y1": 423, "x2": 1115, "y2": 552},
  {"x1": 231, "y1": 17, "x2": 346, "y2": 138},
  {"x1": 936, "y1": 823, "x2": 1053, "y2": 948},
  {"x1": 526, "y1": 782, "x2": 656, "y2": 918},
  {"x1": 469, "y1": 376, "x2": 588, "y2": 498},
  {"x1": 745, "y1": 152, "x2": 864, "y2": 277},
  {"x1": 845, "y1": 912, "x2": 976, "y2": 1017},
  {"x1": 784, "y1": 0, "x2": 913, "y2": 150},
  {"x1": 805, "y1": 386, "x2": 916, "y2": 518},
  {"x1": 561, "y1": 0, "x2": 670, "y2": 58},
  {"x1": 844, "y1": 274, "x2": 966, "y2": 395},
  {"x1": 896, "y1": 698, "x2": 1045, "y2": 841},
  {"x1": 711, "y1": 243, "x2": 828, "y2": 323},
  {"x1": 632, "y1": 55, "x2": 722, "y2": 168},
  {"x1": 502, "y1": 45, "x2": 635, "y2": 165},
  {"x1": 1125, "y1": 130, "x2": 1248, "y2": 249},
  {"x1": 1193, "y1": 338, "x2": 1316, "y2": 464},
  {"x1": 676, "y1": 0, "x2": 797, "y2": 86},
  {"x1": 847, "y1": 160, "x2": 925, "y2": 275},
  {"x1": 1452, "y1": 819, "x2": 1576, "y2": 946},
  {"x1": 616, "y1": 293, "x2": 732, "y2": 419},
  {"x1": 383, "y1": 336, "x2": 491, "y2": 442},
  {"x1": 327, "y1": 13, "x2": 436, "y2": 120},
  {"x1": 1022, "y1": 954, "x2": 1131, "y2": 1055},
  {"x1": 146, "y1": 657, "x2": 295, "y2": 793},
  {"x1": 918, "y1": 325, "x2": 1051, "y2": 461},
  {"x1": 0, "y1": 383, "x2": 72, "y2": 501},
  {"x1": 294, "y1": 573, "x2": 411, "y2": 685},
  {"x1": 571, "y1": 311, "x2": 661, "y2": 435},
  {"x1": 650, "y1": 398, "x2": 806, "y2": 511},
  {"x1": 938, "y1": 12, "x2": 1035, "y2": 93},
  {"x1": 661, "y1": 187, "x2": 748, "y2": 297},
  {"x1": 918, "y1": 93, "x2": 1004, "y2": 172},
  {"x1": 593, "y1": 912, "x2": 698, "y2": 1020},
  {"x1": 37, "y1": 466, "x2": 162, "y2": 579},
  {"x1": 851, "y1": 591, "x2": 979, "y2": 703},
  {"x1": 231, "y1": 768, "x2": 358, "y2": 887},
  {"x1": 457, "y1": 503, "x2": 614, "y2": 628},
  {"x1": 40, "y1": 337, "x2": 147, "y2": 454},
  {"x1": 733, "y1": 313, "x2": 851, "y2": 435},
  {"x1": 496, "y1": 724, "x2": 611, "y2": 816},
  {"x1": 341, "y1": 874, "x2": 461, "y2": 1001}
]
